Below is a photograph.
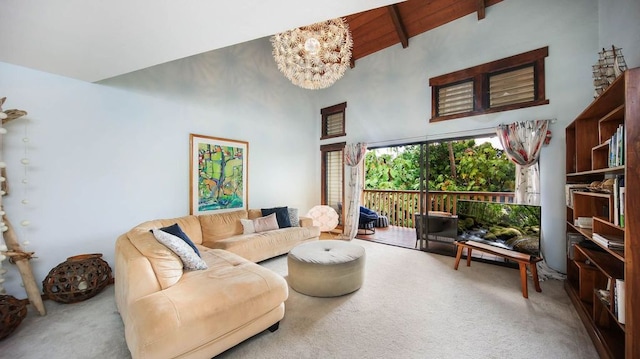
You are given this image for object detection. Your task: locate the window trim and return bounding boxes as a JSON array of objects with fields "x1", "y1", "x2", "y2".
[
  {"x1": 321, "y1": 102, "x2": 347, "y2": 140},
  {"x1": 429, "y1": 47, "x2": 549, "y2": 123}
]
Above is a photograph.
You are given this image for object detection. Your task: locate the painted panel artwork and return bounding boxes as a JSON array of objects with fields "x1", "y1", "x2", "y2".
[{"x1": 190, "y1": 134, "x2": 248, "y2": 215}]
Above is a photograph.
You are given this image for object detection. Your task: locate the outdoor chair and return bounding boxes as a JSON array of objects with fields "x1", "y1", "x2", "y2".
[{"x1": 358, "y1": 206, "x2": 379, "y2": 235}]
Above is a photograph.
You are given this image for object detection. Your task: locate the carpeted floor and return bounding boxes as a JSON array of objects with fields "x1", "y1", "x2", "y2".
[{"x1": 0, "y1": 240, "x2": 598, "y2": 359}]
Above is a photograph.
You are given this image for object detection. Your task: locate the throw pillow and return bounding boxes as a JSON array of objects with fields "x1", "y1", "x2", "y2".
[
  {"x1": 253, "y1": 213, "x2": 279, "y2": 233},
  {"x1": 160, "y1": 223, "x2": 201, "y2": 257},
  {"x1": 240, "y1": 218, "x2": 256, "y2": 234},
  {"x1": 261, "y1": 206, "x2": 292, "y2": 228},
  {"x1": 288, "y1": 207, "x2": 300, "y2": 227},
  {"x1": 151, "y1": 229, "x2": 208, "y2": 270}
]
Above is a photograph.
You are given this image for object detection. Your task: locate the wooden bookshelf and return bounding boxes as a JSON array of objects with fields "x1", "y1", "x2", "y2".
[{"x1": 565, "y1": 67, "x2": 639, "y2": 359}]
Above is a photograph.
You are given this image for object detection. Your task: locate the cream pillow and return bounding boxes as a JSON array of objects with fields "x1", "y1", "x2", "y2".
[
  {"x1": 151, "y1": 229, "x2": 208, "y2": 270},
  {"x1": 253, "y1": 213, "x2": 279, "y2": 233},
  {"x1": 240, "y1": 218, "x2": 256, "y2": 234}
]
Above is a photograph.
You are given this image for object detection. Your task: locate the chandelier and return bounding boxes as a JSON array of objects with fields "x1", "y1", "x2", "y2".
[{"x1": 271, "y1": 18, "x2": 353, "y2": 90}]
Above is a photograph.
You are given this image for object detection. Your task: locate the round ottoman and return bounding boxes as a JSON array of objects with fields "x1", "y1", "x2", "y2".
[{"x1": 288, "y1": 240, "x2": 365, "y2": 297}]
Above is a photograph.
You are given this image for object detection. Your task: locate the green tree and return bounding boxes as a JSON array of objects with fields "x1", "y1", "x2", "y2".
[{"x1": 364, "y1": 140, "x2": 515, "y2": 192}]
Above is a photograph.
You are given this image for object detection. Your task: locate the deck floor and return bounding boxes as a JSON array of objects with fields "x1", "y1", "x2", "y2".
[{"x1": 355, "y1": 225, "x2": 418, "y2": 249}]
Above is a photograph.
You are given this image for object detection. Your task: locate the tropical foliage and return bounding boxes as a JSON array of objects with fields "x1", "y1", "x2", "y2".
[{"x1": 364, "y1": 140, "x2": 515, "y2": 192}]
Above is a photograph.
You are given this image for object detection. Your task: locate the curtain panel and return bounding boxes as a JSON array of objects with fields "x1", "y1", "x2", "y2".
[
  {"x1": 341, "y1": 143, "x2": 367, "y2": 240},
  {"x1": 496, "y1": 120, "x2": 549, "y2": 205}
]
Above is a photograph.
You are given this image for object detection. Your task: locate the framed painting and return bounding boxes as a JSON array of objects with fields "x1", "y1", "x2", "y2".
[{"x1": 190, "y1": 134, "x2": 248, "y2": 215}]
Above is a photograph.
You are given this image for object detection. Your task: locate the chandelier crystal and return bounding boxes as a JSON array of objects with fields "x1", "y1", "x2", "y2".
[{"x1": 271, "y1": 18, "x2": 353, "y2": 90}]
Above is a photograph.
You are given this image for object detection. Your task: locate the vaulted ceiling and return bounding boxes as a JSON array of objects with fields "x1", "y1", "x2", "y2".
[
  {"x1": 0, "y1": 0, "x2": 504, "y2": 82},
  {"x1": 346, "y1": 0, "x2": 504, "y2": 66}
]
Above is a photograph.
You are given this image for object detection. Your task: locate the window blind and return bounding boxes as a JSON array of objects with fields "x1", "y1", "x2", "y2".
[
  {"x1": 326, "y1": 150, "x2": 343, "y2": 208},
  {"x1": 326, "y1": 113, "x2": 344, "y2": 137},
  {"x1": 489, "y1": 66, "x2": 535, "y2": 108},
  {"x1": 438, "y1": 81, "x2": 474, "y2": 116}
]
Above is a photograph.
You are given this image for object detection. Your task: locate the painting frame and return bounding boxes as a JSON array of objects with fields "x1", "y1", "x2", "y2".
[{"x1": 189, "y1": 134, "x2": 249, "y2": 215}]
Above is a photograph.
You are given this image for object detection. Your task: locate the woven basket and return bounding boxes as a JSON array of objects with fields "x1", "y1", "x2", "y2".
[
  {"x1": 42, "y1": 253, "x2": 112, "y2": 304},
  {"x1": 0, "y1": 295, "x2": 27, "y2": 340}
]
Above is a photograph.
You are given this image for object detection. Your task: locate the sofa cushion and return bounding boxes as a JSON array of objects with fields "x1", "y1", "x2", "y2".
[
  {"x1": 239, "y1": 218, "x2": 256, "y2": 234},
  {"x1": 261, "y1": 206, "x2": 291, "y2": 228},
  {"x1": 151, "y1": 229, "x2": 208, "y2": 271},
  {"x1": 128, "y1": 228, "x2": 183, "y2": 289},
  {"x1": 288, "y1": 208, "x2": 300, "y2": 227},
  {"x1": 199, "y1": 210, "x2": 247, "y2": 242},
  {"x1": 253, "y1": 213, "x2": 279, "y2": 233},
  {"x1": 206, "y1": 226, "x2": 321, "y2": 263},
  {"x1": 160, "y1": 223, "x2": 201, "y2": 257}
]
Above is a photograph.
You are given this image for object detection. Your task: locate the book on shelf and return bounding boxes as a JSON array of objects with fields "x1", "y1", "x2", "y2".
[
  {"x1": 613, "y1": 176, "x2": 620, "y2": 225},
  {"x1": 592, "y1": 233, "x2": 624, "y2": 250},
  {"x1": 615, "y1": 279, "x2": 625, "y2": 324},
  {"x1": 619, "y1": 185, "x2": 625, "y2": 228},
  {"x1": 609, "y1": 124, "x2": 625, "y2": 167},
  {"x1": 617, "y1": 124, "x2": 624, "y2": 166},
  {"x1": 575, "y1": 217, "x2": 593, "y2": 229},
  {"x1": 610, "y1": 130, "x2": 616, "y2": 167},
  {"x1": 611, "y1": 175, "x2": 624, "y2": 227}
]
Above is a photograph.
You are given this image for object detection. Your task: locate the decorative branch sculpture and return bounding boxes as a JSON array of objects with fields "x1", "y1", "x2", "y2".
[{"x1": 0, "y1": 97, "x2": 45, "y2": 315}]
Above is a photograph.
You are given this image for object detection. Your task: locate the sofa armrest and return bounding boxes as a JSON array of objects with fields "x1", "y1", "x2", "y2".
[{"x1": 299, "y1": 216, "x2": 313, "y2": 227}]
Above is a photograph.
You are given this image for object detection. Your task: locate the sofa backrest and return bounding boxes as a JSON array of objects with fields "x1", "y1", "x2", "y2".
[
  {"x1": 123, "y1": 215, "x2": 202, "y2": 290},
  {"x1": 248, "y1": 209, "x2": 262, "y2": 219},
  {"x1": 198, "y1": 209, "x2": 247, "y2": 242}
]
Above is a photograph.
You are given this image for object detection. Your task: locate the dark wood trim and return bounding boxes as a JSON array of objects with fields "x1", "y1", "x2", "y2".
[
  {"x1": 388, "y1": 4, "x2": 409, "y2": 48},
  {"x1": 320, "y1": 142, "x2": 346, "y2": 207},
  {"x1": 536, "y1": 57, "x2": 546, "y2": 103},
  {"x1": 474, "y1": 74, "x2": 484, "y2": 113},
  {"x1": 320, "y1": 142, "x2": 347, "y2": 152},
  {"x1": 477, "y1": 0, "x2": 486, "y2": 20},
  {"x1": 321, "y1": 102, "x2": 347, "y2": 115},
  {"x1": 321, "y1": 102, "x2": 347, "y2": 140},
  {"x1": 625, "y1": 67, "x2": 640, "y2": 359},
  {"x1": 429, "y1": 47, "x2": 548, "y2": 86},
  {"x1": 429, "y1": 47, "x2": 549, "y2": 122},
  {"x1": 431, "y1": 99, "x2": 549, "y2": 123}
]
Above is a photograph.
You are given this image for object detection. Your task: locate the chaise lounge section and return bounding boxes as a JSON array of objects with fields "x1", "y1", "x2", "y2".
[{"x1": 115, "y1": 208, "x2": 320, "y2": 359}]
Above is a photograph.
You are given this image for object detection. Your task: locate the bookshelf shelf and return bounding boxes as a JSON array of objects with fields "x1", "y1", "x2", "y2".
[
  {"x1": 565, "y1": 67, "x2": 639, "y2": 359},
  {"x1": 567, "y1": 166, "x2": 624, "y2": 177}
]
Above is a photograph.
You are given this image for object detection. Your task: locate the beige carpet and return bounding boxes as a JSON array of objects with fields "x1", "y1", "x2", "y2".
[{"x1": 0, "y1": 240, "x2": 598, "y2": 359}]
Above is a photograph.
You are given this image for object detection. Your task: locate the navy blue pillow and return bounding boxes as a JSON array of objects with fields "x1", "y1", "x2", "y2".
[
  {"x1": 261, "y1": 206, "x2": 292, "y2": 228},
  {"x1": 159, "y1": 223, "x2": 201, "y2": 257}
]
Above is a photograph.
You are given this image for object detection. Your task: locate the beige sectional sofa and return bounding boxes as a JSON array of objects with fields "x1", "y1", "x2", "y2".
[{"x1": 115, "y1": 208, "x2": 320, "y2": 359}]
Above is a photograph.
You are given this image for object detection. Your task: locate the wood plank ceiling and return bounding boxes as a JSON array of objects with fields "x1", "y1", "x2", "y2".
[{"x1": 345, "y1": 0, "x2": 504, "y2": 67}]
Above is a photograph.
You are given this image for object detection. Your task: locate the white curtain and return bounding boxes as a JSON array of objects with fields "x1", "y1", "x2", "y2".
[
  {"x1": 340, "y1": 143, "x2": 367, "y2": 240},
  {"x1": 496, "y1": 120, "x2": 549, "y2": 205}
]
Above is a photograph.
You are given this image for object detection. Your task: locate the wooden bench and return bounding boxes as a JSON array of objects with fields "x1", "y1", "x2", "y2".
[{"x1": 453, "y1": 240, "x2": 542, "y2": 298}]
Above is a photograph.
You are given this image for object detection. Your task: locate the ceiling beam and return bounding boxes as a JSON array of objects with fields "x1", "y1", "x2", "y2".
[
  {"x1": 387, "y1": 4, "x2": 409, "y2": 48},
  {"x1": 477, "y1": 0, "x2": 486, "y2": 20}
]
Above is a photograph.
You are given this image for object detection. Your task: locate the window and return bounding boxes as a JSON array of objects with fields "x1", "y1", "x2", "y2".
[
  {"x1": 430, "y1": 47, "x2": 548, "y2": 122},
  {"x1": 437, "y1": 80, "x2": 474, "y2": 116},
  {"x1": 321, "y1": 102, "x2": 346, "y2": 139},
  {"x1": 489, "y1": 65, "x2": 535, "y2": 108},
  {"x1": 321, "y1": 142, "x2": 345, "y2": 223}
]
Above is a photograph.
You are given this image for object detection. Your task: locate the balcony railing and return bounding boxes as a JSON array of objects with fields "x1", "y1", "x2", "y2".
[{"x1": 362, "y1": 189, "x2": 514, "y2": 228}]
